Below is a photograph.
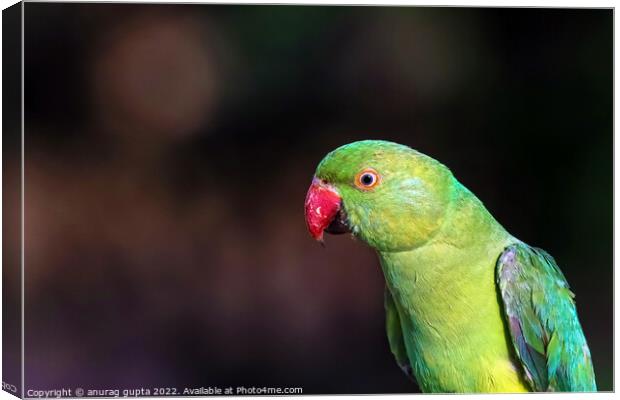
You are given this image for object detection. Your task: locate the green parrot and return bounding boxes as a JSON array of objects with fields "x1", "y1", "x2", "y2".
[{"x1": 304, "y1": 140, "x2": 596, "y2": 393}]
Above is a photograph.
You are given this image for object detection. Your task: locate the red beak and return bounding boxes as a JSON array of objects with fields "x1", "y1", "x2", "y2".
[{"x1": 304, "y1": 177, "x2": 342, "y2": 241}]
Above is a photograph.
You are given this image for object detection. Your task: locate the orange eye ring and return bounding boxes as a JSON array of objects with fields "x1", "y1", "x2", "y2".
[{"x1": 354, "y1": 168, "x2": 381, "y2": 190}]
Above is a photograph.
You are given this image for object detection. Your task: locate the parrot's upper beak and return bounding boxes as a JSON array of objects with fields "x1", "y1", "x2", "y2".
[{"x1": 304, "y1": 177, "x2": 350, "y2": 242}]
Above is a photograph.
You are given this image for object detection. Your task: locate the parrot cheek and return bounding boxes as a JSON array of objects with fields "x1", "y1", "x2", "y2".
[{"x1": 304, "y1": 177, "x2": 342, "y2": 241}]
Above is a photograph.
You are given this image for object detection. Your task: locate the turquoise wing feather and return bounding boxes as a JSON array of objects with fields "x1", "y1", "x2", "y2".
[{"x1": 496, "y1": 243, "x2": 596, "y2": 392}]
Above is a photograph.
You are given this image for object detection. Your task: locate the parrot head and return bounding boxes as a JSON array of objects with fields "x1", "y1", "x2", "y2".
[{"x1": 304, "y1": 140, "x2": 455, "y2": 252}]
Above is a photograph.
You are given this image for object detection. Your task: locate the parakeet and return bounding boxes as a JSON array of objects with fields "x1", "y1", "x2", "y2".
[{"x1": 304, "y1": 140, "x2": 596, "y2": 393}]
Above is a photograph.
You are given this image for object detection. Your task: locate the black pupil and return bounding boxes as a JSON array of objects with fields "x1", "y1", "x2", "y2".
[{"x1": 361, "y1": 173, "x2": 374, "y2": 185}]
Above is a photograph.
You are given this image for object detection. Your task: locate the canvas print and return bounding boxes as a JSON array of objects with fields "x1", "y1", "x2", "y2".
[{"x1": 2, "y1": 2, "x2": 613, "y2": 396}]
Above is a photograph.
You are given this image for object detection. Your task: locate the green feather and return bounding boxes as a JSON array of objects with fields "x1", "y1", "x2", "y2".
[
  {"x1": 497, "y1": 244, "x2": 596, "y2": 392},
  {"x1": 385, "y1": 287, "x2": 415, "y2": 381}
]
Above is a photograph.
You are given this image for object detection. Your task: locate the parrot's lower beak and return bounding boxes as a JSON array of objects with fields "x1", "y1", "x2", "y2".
[{"x1": 304, "y1": 177, "x2": 350, "y2": 242}]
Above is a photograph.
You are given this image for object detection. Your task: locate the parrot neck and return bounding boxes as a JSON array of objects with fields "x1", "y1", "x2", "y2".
[
  {"x1": 377, "y1": 180, "x2": 519, "y2": 390},
  {"x1": 384, "y1": 179, "x2": 512, "y2": 256},
  {"x1": 430, "y1": 179, "x2": 513, "y2": 253},
  {"x1": 379, "y1": 179, "x2": 513, "y2": 298}
]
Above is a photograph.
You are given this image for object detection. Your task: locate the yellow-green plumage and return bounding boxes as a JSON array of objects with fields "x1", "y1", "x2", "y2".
[{"x1": 313, "y1": 140, "x2": 596, "y2": 393}]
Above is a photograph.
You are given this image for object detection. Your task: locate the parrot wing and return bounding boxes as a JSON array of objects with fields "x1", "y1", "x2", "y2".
[
  {"x1": 384, "y1": 287, "x2": 416, "y2": 382},
  {"x1": 496, "y1": 243, "x2": 596, "y2": 392}
]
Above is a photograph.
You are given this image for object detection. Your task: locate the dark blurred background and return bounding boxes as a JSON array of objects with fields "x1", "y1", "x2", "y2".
[{"x1": 9, "y1": 3, "x2": 613, "y2": 394}]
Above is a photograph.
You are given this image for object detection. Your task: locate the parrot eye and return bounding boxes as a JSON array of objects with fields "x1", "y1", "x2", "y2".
[{"x1": 355, "y1": 168, "x2": 381, "y2": 190}]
